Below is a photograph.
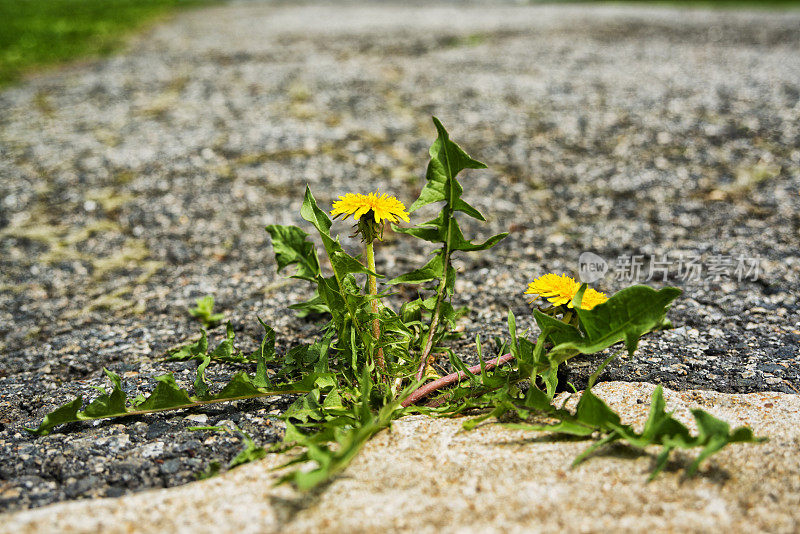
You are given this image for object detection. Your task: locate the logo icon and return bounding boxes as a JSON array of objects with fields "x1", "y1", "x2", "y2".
[{"x1": 578, "y1": 252, "x2": 608, "y2": 283}]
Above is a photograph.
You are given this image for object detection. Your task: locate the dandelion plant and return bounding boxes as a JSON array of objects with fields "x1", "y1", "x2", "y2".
[
  {"x1": 331, "y1": 191, "x2": 411, "y2": 371},
  {"x1": 27, "y1": 117, "x2": 763, "y2": 489}
]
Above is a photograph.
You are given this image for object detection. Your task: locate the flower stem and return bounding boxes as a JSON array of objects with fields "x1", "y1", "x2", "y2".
[
  {"x1": 365, "y1": 241, "x2": 385, "y2": 371},
  {"x1": 415, "y1": 216, "x2": 454, "y2": 381}
]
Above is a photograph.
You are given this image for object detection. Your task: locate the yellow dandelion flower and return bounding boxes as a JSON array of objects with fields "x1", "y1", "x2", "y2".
[
  {"x1": 578, "y1": 287, "x2": 609, "y2": 310},
  {"x1": 524, "y1": 273, "x2": 579, "y2": 307},
  {"x1": 331, "y1": 191, "x2": 411, "y2": 225},
  {"x1": 524, "y1": 273, "x2": 609, "y2": 310}
]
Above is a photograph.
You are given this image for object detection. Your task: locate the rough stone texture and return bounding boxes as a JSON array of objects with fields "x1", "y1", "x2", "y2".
[
  {"x1": 3, "y1": 382, "x2": 799, "y2": 533},
  {"x1": 1, "y1": 0, "x2": 799, "y2": 515}
]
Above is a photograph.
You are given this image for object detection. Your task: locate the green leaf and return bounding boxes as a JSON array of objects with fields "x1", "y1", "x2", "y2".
[
  {"x1": 207, "y1": 323, "x2": 246, "y2": 364},
  {"x1": 189, "y1": 295, "x2": 224, "y2": 327},
  {"x1": 229, "y1": 433, "x2": 268, "y2": 468},
  {"x1": 532, "y1": 310, "x2": 582, "y2": 346},
  {"x1": 26, "y1": 365, "x2": 312, "y2": 436},
  {"x1": 551, "y1": 286, "x2": 682, "y2": 361},
  {"x1": 323, "y1": 388, "x2": 344, "y2": 409},
  {"x1": 265, "y1": 224, "x2": 321, "y2": 282},
  {"x1": 166, "y1": 325, "x2": 251, "y2": 365},
  {"x1": 277, "y1": 391, "x2": 402, "y2": 491},
  {"x1": 332, "y1": 250, "x2": 380, "y2": 279},
  {"x1": 392, "y1": 214, "x2": 445, "y2": 244},
  {"x1": 285, "y1": 390, "x2": 325, "y2": 424},
  {"x1": 447, "y1": 218, "x2": 508, "y2": 252},
  {"x1": 648, "y1": 447, "x2": 673, "y2": 481},
  {"x1": 572, "y1": 432, "x2": 621, "y2": 466},
  {"x1": 254, "y1": 318, "x2": 275, "y2": 388},
  {"x1": 300, "y1": 186, "x2": 336, "y2": 257},
  {"x1": 213, "y1": 372, "x2": 261, "y2": 400},
  {"x1": 137, "y1": 374, "x2": 193, "y2": 411},
  {"x1": 410, "y1": 116, "x2": 487, "y2": 216},
  {"x1": 83, "y1": 368, "x2": 127, "y2": 417},
  {"x1": 194, "y1": 356, "x2": 212, "y2": 399},
  {"x1": 396, "y1": 209, "x2": 506, "y2": 253},
  {"x1": 387, "y1": 253, "x2": 444, "y2": 285},
  {"x1": 24, "y1": 397, "x2": 84, "y2": 436},
  {"x1": 505, "y1": 419, "x2": 596, "y2": 437},
  {"x1": 391, "y1": 118, "x2": 507, "y2": 365},
  {"x1": 574, "y1": 388, "x2": 621, "y2": 430},
  {"x1": 266, "y1": 223, "x2": 331, "y2": 317},
  {"x1": 637, "y1": 386, "x2": 691, "y2": 446},
  {"x1": 523, "y1": 379, "x2": 556, "y2": 411},
  {"x1": 448, "y1": 350, "x2": 479, "y2": 386},
  {"x1": 288, "y1": 292, "x2": 330, "y2": 317},
  {"x1": 164, "y1": 330, "x2": 208, "y2": 362}
]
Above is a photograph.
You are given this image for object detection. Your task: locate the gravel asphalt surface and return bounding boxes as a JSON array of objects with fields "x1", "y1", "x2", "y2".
[{"x1": 1, "y1": 1, "x2": 799, "y2": 513}]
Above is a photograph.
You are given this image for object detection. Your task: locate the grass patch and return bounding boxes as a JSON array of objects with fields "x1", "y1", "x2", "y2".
[{"x1": 0, "y1": 0, "x2": 217, "y2": 88}]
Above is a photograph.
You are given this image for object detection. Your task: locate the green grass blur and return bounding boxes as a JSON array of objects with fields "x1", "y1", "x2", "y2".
[{"x1": 0, "y1": 0, "x2": 215, "y2": 87}]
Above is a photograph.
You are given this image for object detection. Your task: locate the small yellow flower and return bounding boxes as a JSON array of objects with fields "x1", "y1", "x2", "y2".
[
  {"x1": 524, "y1": 273, "x2": 608, "y2": 310},
  {"x1": 331, "y1": 191, "x2": 410, "y2": 225},
  {"x1": 577, "y1": 287, "x2": 609, "y2": 310}
]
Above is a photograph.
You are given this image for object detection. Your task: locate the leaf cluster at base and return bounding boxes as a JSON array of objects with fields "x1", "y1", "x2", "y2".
[{"x1": 25, "y1": 320, "x2": 322, "y2": 436}]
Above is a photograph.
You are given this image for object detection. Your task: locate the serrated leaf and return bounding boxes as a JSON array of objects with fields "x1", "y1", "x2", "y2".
[
  {"x1": 636, "y1": 386, "x2": 691, "y2": 445},
  {"x1": 285, "y1": 390, "x2": 324, "y2": 424},
  {"x1": 524, "y1": 378, "x2": 555, "y2": 411},
  {"x1": 574, "y1": 388, "x2": 621, "y2": 430},
  {"x1": 137, "y1": 374, "x2": 193, "y2": 411},
  {"x1": 213, "y1": 372, "x2": 261, "y2": 400},
  {"x1": 331, "y1": 250, "x2": 380, "y2": 278},
  {"x1": 265, "y1": 224, "x2": 321, "y2": 282},
  {"x1": 551, "y1": 286, "x2": 682, "y2": 361},
  {"x1": 396, "y1": 211, "x2": 506, "y2": 253},
  {"x1": 387, "y1": 253, "x2": 444, "y2": 285},
  {"x1": 300, "y1": 186, "x2": 336, "y2": 256},
  {"x1": 277, "y1": 391, "x2": 402, "y2": 491},
  {"x1": 84, "y1": 368, "x2": 127, "y2": 417},
  {"x1": 209, "y1": 336, "x2": 236, "y2": 361},
  {"x1": 288, "y1": 292, "x2": 330, "y2": 317},
  {"x1": 572, "y1": 386, "x2": 762, "y2": 475},
  {"x1": 446, "y1": 218, "x2": 508, "y2": 252},
  {"x1": 410, "y1": 117, "x2": 487, "y2": 215},
  {"x1": 392, "y1": 215, "x2": 445, "y2": 244},
  {"x1": 164, "y1": 330, "x2": 208, "y2": 362},
  {"x1": 24, "y1": 397, "x2": 84, "y2": 436},
  {"x1": 27, "y1": 359, "x2": 312, "y2": 436},
  {"x1": 323, "y1": 388, "x2": 344, "y2": 409}
]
